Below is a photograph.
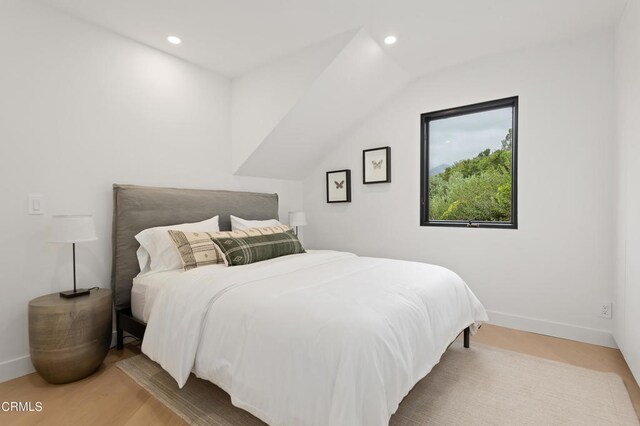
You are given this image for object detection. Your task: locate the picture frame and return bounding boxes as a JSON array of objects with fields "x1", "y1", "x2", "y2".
[
  {"x1": 363, "y1": 146, "x2": 391, "y2": 184},
  {"x1": 326, "y1": 169, "x2": 351, "y2": 203}
]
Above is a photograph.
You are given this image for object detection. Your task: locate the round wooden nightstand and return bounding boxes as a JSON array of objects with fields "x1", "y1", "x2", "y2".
[{"x1": 28, "y1": 288, "x2": 112, "y2": 384}]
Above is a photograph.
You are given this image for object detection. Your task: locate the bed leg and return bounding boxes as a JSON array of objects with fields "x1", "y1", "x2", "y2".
[
  {"x1": 116, "y1": 327, "x2": 123, "y2": 350},
  {"x1": 463, "y1": 327, "x2": 470, "y2": 348},
  {"x1": 116, "y1": 311, "x2": 124, "y2": 350}
]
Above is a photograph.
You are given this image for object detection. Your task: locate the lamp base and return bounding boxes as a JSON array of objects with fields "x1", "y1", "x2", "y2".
[{"x1": 59, "y1": 289, "x2": 91, "y2": 299}]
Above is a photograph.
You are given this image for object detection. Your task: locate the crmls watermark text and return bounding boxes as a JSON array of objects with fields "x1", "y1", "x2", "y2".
[{"x1": 1, "y1": 401, "x2": 43, "y2": 412}]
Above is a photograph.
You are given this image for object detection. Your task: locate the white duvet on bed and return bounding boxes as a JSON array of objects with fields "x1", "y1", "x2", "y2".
[{"x1": 142, "y1": 250, "x2": 488, "y2": 426}]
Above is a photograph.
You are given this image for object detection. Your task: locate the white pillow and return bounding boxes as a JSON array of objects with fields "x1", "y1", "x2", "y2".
[
  {"x1": 135, "y1": 216, "x2": 220, "y2": 273},
  {"x1": 230, "y1": 215, "x2": 281, "y2": 231}
]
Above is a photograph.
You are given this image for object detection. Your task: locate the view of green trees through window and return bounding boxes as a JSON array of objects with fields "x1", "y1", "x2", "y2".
[
  {"x1": 422, "y1": 98, "x2": 517, "y2": 227},
  {"x1": 429, "y1": 128, "x2": 512, "y2": 221}
]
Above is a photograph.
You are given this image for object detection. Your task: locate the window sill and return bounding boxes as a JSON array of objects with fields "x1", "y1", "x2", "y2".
[{"x1": 420, "y1": 221, "x2": 518, "y2": 229}]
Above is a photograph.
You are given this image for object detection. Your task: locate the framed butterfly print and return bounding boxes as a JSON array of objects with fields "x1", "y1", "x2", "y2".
[
  {"x1": 363, "y1": 146, "x2": 391, "y2": 184},
  {"x1": 326, "y1": 169, "x2": 351, "y2": 203}
]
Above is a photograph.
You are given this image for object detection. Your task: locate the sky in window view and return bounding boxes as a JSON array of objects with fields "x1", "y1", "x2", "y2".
[{"x1": 429, "y1": 107, "x2": 512, "y2": 173}]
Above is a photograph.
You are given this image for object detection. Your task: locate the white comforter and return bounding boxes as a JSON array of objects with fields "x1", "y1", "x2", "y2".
[{"x1": 142, "y1": 250, "x2": 488, "y2": 426}]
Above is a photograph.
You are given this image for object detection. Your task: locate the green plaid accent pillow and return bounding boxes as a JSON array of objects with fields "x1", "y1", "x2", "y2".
[{"x1": 211, "y1": 230, "x2": 306, "y2": 266}]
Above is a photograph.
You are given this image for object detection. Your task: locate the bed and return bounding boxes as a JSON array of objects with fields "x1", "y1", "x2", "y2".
[{"x1": 111, "y1": 184, "x2": 488, "y2": 426}]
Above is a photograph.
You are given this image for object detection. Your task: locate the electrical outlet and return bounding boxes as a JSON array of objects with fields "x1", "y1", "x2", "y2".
[{"x1": 599, "y1": 302, "x2": 612, "y2": 320}]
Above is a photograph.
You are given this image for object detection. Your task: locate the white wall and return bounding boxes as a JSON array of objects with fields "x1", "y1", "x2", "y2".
[
  {"x1": 303, "y1": 31, "x2": 617, "y2": 347},
  {"x1": 0, "y1": 0, "x2": 302, "y2": 382},
  {"x1": 231, "y1": 30, "x2": 355, "y2": 171},
  {"x1": 614, "y1": 0, "x2": 640, "y2": 382}
]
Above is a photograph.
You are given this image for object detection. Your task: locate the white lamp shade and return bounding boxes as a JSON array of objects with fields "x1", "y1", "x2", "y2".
[
  {"x1": 288, "y1": 211, "x2": 307, "y2": 227},
  {"x1": 49, "y1": 215, "x2": 98, "y2": 243}
]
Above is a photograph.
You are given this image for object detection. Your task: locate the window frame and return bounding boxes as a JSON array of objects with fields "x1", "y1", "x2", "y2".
[{"x1": 420, "y1": 96, "x2": 519, "y2": 229}]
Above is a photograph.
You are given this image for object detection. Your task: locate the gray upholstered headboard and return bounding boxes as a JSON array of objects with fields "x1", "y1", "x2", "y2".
[{"x1": 111, "y1": 184, "x2": 279, "y2": 310}]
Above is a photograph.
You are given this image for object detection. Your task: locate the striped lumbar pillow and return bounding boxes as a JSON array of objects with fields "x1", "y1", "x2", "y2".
[
  {"x1": 209, "y1": 224, "x2": 291, "y2": 239},
  {"x1": 167, "y1": 230, "x2": 226, "y2": 271},
  {"x1": 210, "y1": 229, "x2": 305, "y2": 266}
]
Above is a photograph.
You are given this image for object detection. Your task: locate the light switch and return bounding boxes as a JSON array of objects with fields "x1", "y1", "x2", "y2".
[{"x1": 28, "y1": 194, "x2": 45, "y2": 215}]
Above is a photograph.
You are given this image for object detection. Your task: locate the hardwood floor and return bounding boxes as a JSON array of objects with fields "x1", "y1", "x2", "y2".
[
  {"x1": 0, "y1": 343, "x2": 182, "y2": 425},
  {"x1": 1, "y1": 324, "x2": 638, "y2": 425}
]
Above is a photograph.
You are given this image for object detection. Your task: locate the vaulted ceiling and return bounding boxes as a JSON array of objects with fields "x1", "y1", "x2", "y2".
[
  {"x1": 39, "y1": 0, "x2": 626, "y2": 78},
  {"x1": 37, "y1": 0, "x2": 628, "y2": 180},
  {"x1": 232, "y1": 29, "x2": 412, "y2": 179}
]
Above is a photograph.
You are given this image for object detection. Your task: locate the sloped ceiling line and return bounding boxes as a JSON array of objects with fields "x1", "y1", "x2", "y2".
[{"x1": 232, "y1": 28, "x2": 412, "y2": 180}]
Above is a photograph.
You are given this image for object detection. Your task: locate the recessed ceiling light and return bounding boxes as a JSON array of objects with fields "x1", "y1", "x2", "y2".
[
  {"x1": 167, "y1": 35, "x2": 182, "y2": 45},
  {"x1": 384, "y1": 35, "x2": 397, "y2": 45}
]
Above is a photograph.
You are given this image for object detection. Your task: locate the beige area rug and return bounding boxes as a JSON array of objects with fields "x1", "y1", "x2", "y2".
[{"x1": 117, "y1": 341, "x2": 639, "y2": 425}]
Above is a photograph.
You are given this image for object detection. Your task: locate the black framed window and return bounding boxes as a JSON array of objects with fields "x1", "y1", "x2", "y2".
[{"x1": 420, "y1": 97, "x2": 518, "y2": 229}]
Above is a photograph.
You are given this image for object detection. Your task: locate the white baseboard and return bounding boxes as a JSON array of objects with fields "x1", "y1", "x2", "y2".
[
  {"x1": 487, "y1": 310, "x2": 617, "y2": 348},
  {"x1": 0, "y1": 355, "x2": 35, "y2": 384},
  {"x1": 0, "y1": 331, "x2": 119, "y2": 384}
]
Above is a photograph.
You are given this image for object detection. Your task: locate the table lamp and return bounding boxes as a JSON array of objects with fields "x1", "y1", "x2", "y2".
[
  {"x1": 288, "y1": 211, "x2": 307, "y2": 236},
  {"x1": 49, "y1": 215, "x2": 97, "y2": 298}
]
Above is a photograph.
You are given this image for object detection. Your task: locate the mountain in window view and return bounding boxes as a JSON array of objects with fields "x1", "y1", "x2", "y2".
[{"x1": 429, "y1": 163, "x2": 450, "y2": 176}]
